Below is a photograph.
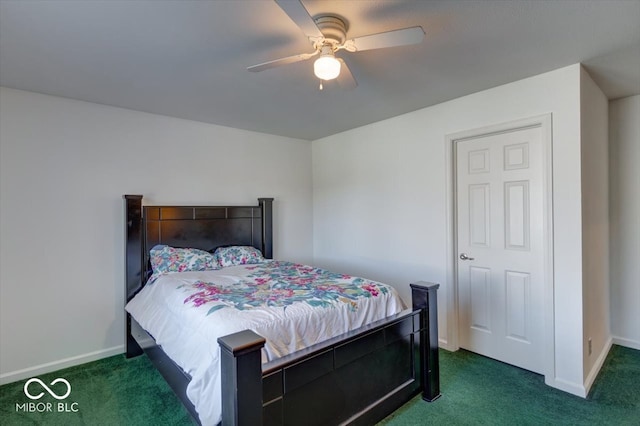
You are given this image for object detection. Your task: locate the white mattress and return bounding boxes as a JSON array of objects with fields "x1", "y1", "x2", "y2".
[{"x1": 125, "y1": 261, "x2": 405, "y2": 425}]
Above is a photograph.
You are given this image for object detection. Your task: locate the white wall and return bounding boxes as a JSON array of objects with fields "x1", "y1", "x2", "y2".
[
  {"x1": 0, "y1": 87, "x2": 313, "y2": 384},
  {"x1": 313, "y1": 64, "x2": 592, "y2": 396},
  {"x1": 609, "y1": 95, "x2": 640, "y2": 350},
  {"x1": 579, "y1": 67, "x2": 610, "y2": 387}
]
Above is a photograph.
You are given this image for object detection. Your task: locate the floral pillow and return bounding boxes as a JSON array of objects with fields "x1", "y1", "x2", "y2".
[
  {"x1": 149, "y1": 245, "x2": 219, "y2": 276},
  {"x1": 213, "y1": 246, "x2": 265, "y2": 268}
]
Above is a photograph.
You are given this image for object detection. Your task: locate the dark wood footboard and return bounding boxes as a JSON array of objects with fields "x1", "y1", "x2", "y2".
[{"x1": 218, "y1": 283, "x2": 439, "y2": 426}]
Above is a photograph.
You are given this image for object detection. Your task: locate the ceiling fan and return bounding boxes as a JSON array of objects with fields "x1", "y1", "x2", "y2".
[{"x1": 247, "y1": 0, "x2": 425, "y2": 90}]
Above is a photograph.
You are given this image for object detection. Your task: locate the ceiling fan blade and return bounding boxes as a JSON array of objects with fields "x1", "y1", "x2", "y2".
[
  {"x1": 248, "y1": 51, "x2": 318, "y2": 72},
  {"x1": 275, "y1": 0, "x2": 324, "y2": 38},
  {"x1": 336, "y1": 58, "x2": 357, "y2": 90},
  {"x1": 344, "y1": 26, "x2": 424, "y2": 52}
]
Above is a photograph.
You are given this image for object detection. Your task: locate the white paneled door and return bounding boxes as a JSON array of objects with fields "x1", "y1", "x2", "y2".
[{"x1": 456, "y1": 126, "x2": 545, "y2": 374}]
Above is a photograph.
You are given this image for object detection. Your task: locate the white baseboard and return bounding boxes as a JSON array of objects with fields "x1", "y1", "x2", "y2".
[
  {"x1": 545, "y1": 337, "x2": 613, "y2": 398},
  {"x1": 0, "y1": 345, "x2": 124, "y2": 386},
  {"x1": 545, "y1": 376, "x2": 587, "y2": 398},
  {"x1": 438, "y1": 337, "x2": 457, "y2": 352},
  {"x1": 583, "y1": 337, "x2": 613, "y2": 395},
  {"x1": 612, "y1": 336, "x2": 640, "y2": 351}
]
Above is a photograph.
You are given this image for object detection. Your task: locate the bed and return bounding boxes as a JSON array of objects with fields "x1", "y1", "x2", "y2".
[{"x1": 123, "y1": 195, "x2": 440, "y2": 425}]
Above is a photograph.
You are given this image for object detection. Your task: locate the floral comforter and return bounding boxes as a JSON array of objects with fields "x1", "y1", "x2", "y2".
[{"x1": 125, "y1": 261, "x2": 405, "y2": 426}]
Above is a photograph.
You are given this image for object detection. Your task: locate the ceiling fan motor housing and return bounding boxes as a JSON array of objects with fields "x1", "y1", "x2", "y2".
[{"x1": 313, "y1": 15, "x2": 348, "y2": 48}]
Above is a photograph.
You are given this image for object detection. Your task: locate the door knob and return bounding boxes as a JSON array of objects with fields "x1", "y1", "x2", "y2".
[{"x1": 459, "y1": 253, "x2": 475, "y2": 261}]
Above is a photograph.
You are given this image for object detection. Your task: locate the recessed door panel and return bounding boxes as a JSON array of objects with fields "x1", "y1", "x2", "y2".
[
  {"x1": 470, "y1": 266, "x2": 492, "y2": 332},
  {"x1": 469, "y1": 184, "x2": 490, "y2": 247},
  {"x1": 469, "y1": 149, "x2": 490, "y2": 174},
  {"x1": 504, "y1": 143, "x2": 529, "y2": 170},
  {"x1": 505, "y1": 181, "x2": 530, "y2": 251},
  {"x1": 505, "y1": 271, "x2": 530, "y2": 342}
]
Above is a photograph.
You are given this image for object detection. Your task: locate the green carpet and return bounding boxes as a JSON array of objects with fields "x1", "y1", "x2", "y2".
[
  {"x1": 1, "y1": 345, "x2": 638, "y2": 425},
  {"x1": 380, "y1": 345, "x2": 640, "y2": 426},
  {"x1": 0, "y1": 355, "x2": 193, "y2": 425}
]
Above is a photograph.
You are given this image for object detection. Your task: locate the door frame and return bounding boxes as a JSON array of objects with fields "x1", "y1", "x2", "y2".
[{"x1": 443, "y1": 114, "x2": 555, "y2": 381}]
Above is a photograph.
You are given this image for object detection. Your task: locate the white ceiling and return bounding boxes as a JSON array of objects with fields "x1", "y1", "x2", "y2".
[{"x1": 1, "y1": 0, "x2": 639, "y2": 141}]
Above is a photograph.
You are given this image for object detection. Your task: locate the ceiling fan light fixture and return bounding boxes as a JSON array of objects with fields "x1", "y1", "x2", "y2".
[{"x1": 314, "y1": 53, "x2": 341, "y2": 80}]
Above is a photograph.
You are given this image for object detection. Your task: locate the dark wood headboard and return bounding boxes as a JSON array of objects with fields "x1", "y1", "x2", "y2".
[{"x1": 124, "y1": 195, "x2": 273, "y2": 303}]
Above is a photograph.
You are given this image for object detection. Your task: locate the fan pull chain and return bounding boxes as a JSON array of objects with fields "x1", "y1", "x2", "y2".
[{"x1": 319, "y1": 80, "x2": 324, "y2": 91}]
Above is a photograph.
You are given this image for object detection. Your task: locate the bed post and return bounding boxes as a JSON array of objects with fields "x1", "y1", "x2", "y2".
[
  {"x1": 410, "y1": 281, "x2": 441, "y2": 401},
  {"x1": 218, "y1": 330, "x2": 266, "y2": 426},
  {"x1": 258, "y1": 198, "x2": 273, "y2": 259},
  {"x1": 124, "y1": 194, "x2": 144, "y2": 358}
]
